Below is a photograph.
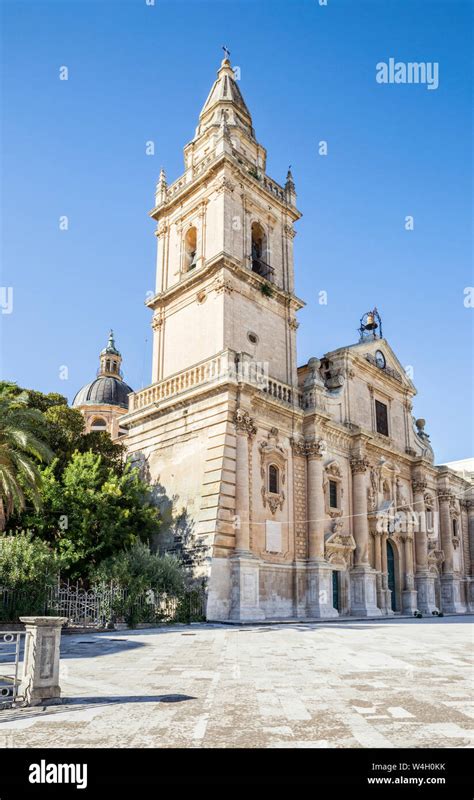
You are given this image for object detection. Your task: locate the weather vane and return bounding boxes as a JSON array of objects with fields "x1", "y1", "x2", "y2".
[{"x1": 222, "y1": 45, "x2": 231, "y2": 60}]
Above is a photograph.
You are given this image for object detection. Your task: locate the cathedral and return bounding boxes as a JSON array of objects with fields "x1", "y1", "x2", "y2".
[{"x1": 75, "y1": 56, "x2": 473, "y2": 621}]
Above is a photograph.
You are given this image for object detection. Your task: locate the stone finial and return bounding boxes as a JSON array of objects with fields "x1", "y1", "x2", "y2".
[{"x1": 285, "y1": 166, "x2": 296, "y2": 205}]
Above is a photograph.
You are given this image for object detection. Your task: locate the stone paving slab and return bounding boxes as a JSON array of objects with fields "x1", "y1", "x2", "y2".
[{"x1": 0, "y1": 616, "x2": 472, "y2": 749}]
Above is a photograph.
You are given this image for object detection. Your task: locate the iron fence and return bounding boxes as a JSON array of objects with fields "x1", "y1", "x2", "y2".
[
  {"x1": 0, "y1": 631, "x2": 26, "y2": 708},
  {"x1": 0, "y1": 583, "x2": 207, "y2": 628}
]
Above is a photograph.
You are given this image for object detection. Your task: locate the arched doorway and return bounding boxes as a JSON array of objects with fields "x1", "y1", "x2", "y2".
[
  {"x1": 386, "y1": 540, "x2": 397, "y2": 612},
  {"x1": 332, "y1": 570, "x2": 339, "y2": 611}
]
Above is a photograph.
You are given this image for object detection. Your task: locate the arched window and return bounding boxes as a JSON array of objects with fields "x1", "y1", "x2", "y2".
[
  {"x1": 184, "y1": 227, "x2": 197, "y2": 270},
  {"x1": 90, "y1": 417, "x2": 107, "y2": 431},
  {"x1": 105, "y1": 359, "x2": 111, "y2": 372},
  {"x1": 268, "y1": 464, "x2": 279, "y2": 494},
  {"x1": 251, "y1": 221, "x2": 271, "y2": 278},
  {"x1": 452, "y1": 518, "x2": 458, "y2": 538}
]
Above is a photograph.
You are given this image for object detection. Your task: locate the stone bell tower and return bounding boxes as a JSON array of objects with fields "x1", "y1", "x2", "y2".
[
  {"x1": 122, "y1": 53, "x2": 305, "y2": 621},
  {"x1": 147, "y1": 54, "x2": 302, "y2": 387}
]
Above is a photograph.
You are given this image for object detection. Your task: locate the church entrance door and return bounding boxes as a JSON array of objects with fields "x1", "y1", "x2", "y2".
[
  {"x1": 332, "y1": 570, "x2": 339, "y2": 611},
  {"x1": 387, "y1": 540, "x2": 397, "y2": 611}
]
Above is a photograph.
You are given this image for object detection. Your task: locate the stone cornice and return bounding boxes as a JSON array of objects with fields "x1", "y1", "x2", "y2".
[
  {"x1": 145, "y1": 256, "x2": 305, "y2": 314},
  {"x1": 149, "y1": 150, "x2": 302, "y2": 222}
]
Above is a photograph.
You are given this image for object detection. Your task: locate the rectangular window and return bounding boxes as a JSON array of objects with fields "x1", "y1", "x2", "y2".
[
  {"x1": 329, "y1": 480, "x2": 338, "y2": 509},
  {"x1": 375, "y1": 400, "x2": 389, "y2": 436}
]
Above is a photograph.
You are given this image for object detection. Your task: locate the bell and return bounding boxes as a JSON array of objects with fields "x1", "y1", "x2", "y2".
[{"x1": 364, "y1": 311, "x2": 378, "y2": 331}]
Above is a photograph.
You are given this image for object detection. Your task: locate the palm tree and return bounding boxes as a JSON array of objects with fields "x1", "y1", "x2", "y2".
[{"x1": 0, "y1": 392, "x2": 53, "y2": 530}]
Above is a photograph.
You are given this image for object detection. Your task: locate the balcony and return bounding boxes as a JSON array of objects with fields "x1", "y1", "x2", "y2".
[{"x1": 249, "y1": 256, "x2": 275, "y2": 282}]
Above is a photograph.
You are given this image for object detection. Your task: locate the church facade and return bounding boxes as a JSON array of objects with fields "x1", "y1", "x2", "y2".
[{"x1": 119, "y1": 56, "x2": 473, "y2": 621}]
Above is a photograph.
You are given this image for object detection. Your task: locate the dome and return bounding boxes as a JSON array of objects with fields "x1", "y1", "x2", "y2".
[{"x1": 72, "y1": 375, "x2": 133, "y2": 410}]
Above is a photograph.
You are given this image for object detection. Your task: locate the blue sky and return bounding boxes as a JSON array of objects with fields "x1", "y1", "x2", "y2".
[{"x1": 1, "y1": 0, "x2": 472, "y2": 463}]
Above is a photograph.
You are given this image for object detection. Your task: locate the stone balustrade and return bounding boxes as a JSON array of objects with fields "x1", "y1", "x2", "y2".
[{"x1": 129, "y1": 352, "x2": 300, "y2": 414}]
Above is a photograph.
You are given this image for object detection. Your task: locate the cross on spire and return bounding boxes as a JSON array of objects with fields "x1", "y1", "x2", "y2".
[{"x1": 222, "y1": 45, "x2": 231, "y2": 61}]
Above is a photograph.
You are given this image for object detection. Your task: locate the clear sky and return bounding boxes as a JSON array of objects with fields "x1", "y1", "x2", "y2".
[{"x1": 1, "y1": 0, "x2": 472, "y2": 463}]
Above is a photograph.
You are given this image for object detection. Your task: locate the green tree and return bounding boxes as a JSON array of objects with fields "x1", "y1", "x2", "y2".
[
  {"x1": 43, "y1": 405, "x2": 124, "y2": 475},
  {"x1": 0, "y1": 392, "x2": 53, "y2": 530},
  {"x1": 13, "y1": 451, "x2": 161, "y2": 579},
  {"x1": 0, "y1": 381, "x2": 67, "y2": 412},
  {"x1": 0, "y1": 383, "x2": 124, "y2": 476}
]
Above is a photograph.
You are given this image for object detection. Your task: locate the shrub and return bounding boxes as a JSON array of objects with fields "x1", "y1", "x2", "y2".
[
  {"x1": 0, "y1": 531, "x2": 59, "y2": 589},
  {"x1": 91, "y1": 540, "x2": 185, "y2": 596}
]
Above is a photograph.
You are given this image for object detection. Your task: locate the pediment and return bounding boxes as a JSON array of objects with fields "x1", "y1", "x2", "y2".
[{"x1": 353, "y1": 338, "x2": 416, "y2": 392}]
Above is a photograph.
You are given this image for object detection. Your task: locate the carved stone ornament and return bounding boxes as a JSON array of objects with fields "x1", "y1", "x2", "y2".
[
  {"x1": 290, "y1": 437, "x2": 307, "y2": 457},
  {"x1": 412, "y1": 479, "x2": 427, "y2": 494},
  {"x1": 325, "y1": 523, "x2": 356, "y2": 568},
  {"x1": 216, "y1": 175, "x2": 235, "y2": 194},
  {"x1": 261, "y1": 487, "x2": 285, "y2": 515},
  {"x1": 428, "y1": 548, "x2": 445, "y2": 568},
  {"x1": 233, "y1": 408, "x2": 257, "y2": 437},
  {"x1": 452, "y1": 535, "x2": 461, "y2": 550},
  {"x1": 259, "y1": 429, "x2": 287, "y2": 514},
  {"x1": 350, "y1": 456, "x2": 369, "y2": 474},
  {"x1": 213, "y1": 276, "x2": 234, "y2": 295},
  {"x1": 306, "y1": 438, "x2": 327, "y2": 458},
  {"x1": 151, "y1": 311, "x2": 164, "y2": 331}
]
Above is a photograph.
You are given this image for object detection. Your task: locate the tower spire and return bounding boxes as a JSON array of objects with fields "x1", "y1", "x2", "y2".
[
  {"x1": 99, "y1": 330, "x2": 122, "y2": 378},
  {"x1": 195, "y1": 51, "x2": 254, "y2": 140}
]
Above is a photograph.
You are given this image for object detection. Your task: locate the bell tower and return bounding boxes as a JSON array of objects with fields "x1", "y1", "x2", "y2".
[
  {"x1": 123, "y1": 54, "x2": 305, "y2": 623},
  {"x1": 146, "y1": 54, "x2": 303, "y2": 387}
]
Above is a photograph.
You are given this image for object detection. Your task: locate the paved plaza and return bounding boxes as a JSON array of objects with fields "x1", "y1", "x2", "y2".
[{"x1": 0, "y1": 617, "x2": 472, "y2": 749}]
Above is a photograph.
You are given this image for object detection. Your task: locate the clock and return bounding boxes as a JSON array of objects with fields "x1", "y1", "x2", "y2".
[{"x1": 375, "y1": 350, "x2": 386, "y2": 369}]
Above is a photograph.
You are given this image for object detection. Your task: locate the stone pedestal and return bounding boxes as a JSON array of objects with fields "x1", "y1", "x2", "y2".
[
  {"x1": 19, "y1": 616, "x2": 67, "y2": 706},
  {"x1": 306, "y1": 561, "x2": 339, "y2": 618},
  {"x1": 229, "y1": 553, "x2": 265, "y2": 621},
  {"x1": 350, "y1": 566, "x2": 382, "y2": 617},
  {"x1": 415, "y1": 572, "x2": 438, "y2": 614},
  {"x1": 440, "y1": 575, "x2": 467, "y2": 614},
  {"x1": 402, "y1": 589, "x2": 418, "y2": 614},
  {"x1": 294, "y1": 561, "x2": 309, "y2": 618}
]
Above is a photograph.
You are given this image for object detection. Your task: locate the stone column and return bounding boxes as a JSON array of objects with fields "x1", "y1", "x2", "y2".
[
  {"x1": 19, "y1": 617, "x2": 67, "y2": 706},
  {"x1": 230, "y1": 409, "x2": 264, "y2": 621},
  {"x1": 305, "y1": 439, "x2": 338, "y2": 618},
  {"x1": 467, "y1": 500, "x2": 474, "y2": 609},
  {"x1": 374, "y1": 532, "x2": 385, "y2": 612},
  {"x1": 307, "y1": 446, "x2": 325, "y2": 561},
  {"x1": 438, "y1": 489, "x2": 465, "y2": 613},
  {"x1": 401, "y1": 533, "x2": 418, "y2": 613},
  {"x1": 349, "y1": 456, "x2": 381, "y2": 617},
  {"x1": 351, "y1": 457, "x2": 370, "y2": 566},
  {"x1": 412, "y1": 480, "x2": 428, "y2": 571},
  {"x1": 439, "y1": 491, "x2": 454, "y2": 573},
  {"x1": 234, "y1": 425, "x2": 251, "y2": 553},
  {"x1": 381, "y1": 532, "x2": 393, "y2": 614},
  {"x1": 412, "y1": 479, "x2": 437, "y2": 613},
  {"x1": 468, "y1": 500, "x2": 474, "y2": 576}
]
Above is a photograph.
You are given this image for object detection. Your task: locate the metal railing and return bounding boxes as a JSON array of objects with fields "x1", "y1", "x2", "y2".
[
  {"x1": 1, "y1": 583, "x2": 207, "y2": 628},
  {"x1": 0, "y1": 632, "x2": 26, "y2": 708},
  {"x1": 250, "y1": 256, "x2": 275, "y2": 281}
]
